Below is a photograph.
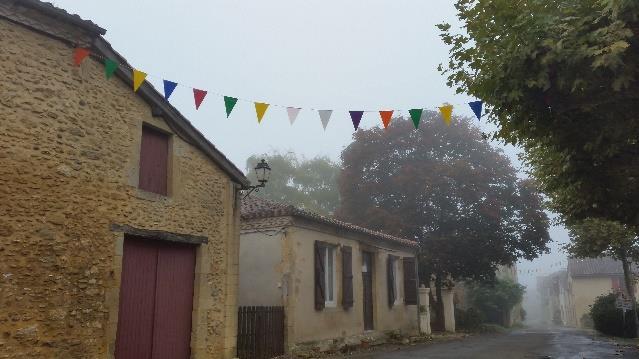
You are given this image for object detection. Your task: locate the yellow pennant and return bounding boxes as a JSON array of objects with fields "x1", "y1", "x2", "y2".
[
  {"x1": 438, "y1": 104, "x2": 454, "y2": 126},
  {"x1": 133, "y1": 69, "x2": 147, "y2": 92},
  {"x1": 255, "y1": 102, "x2": 270, "y2": 123}
]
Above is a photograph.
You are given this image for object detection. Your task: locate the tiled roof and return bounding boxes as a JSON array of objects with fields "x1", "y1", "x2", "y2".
[
  {"x1": 17, "y1": 0, "x2": 106, "y2": 35},
  {"x1": 568, "y1": 257, "x2": 633, "y2": 277},
  {"x1": 241, "y1": 197, "x2": 418, "y2": 248}
]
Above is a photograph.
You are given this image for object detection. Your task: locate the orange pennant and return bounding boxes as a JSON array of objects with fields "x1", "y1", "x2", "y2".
[
  {"x1": 379, "y1": 111, "x2": 394, "y2": 129},
  {"x1": 73, "y1": 48, "x2": 90, "y2": 66}
]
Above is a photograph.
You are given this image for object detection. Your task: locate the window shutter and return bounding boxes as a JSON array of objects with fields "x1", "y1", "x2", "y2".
[
  {"x1": 342, "y1": 246, "x2": 353, "y2": 309},
  {"x1": 314, "y1": 241, "x2": 326, "y2": 310},
  {"x1": 403, "y1": 257, "x2": 418, "y2": 305},
  {"x1": 139, "y1": 126, "x2": 169, "y2": 195},
  {"x1": 387, "y1": 255, "x2": 396, "y2": 308}
]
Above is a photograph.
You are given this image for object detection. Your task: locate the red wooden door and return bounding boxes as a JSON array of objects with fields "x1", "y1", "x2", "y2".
[{"x1": 115, "y1": 238, "x2": 196, "y2": 359}]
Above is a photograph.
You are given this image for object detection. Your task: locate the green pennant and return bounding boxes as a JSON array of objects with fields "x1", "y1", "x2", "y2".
[
  {"x1": 409, "y1": 109, "x2": 423, "y2": 129},
  {"x1": 104, "y1": 58, "x2": 118, "y2": 79},
  {"x1": 224, "y1": 96, "x2": 238, "y2": 118}
]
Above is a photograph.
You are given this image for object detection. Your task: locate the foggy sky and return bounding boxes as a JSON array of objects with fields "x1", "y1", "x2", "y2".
[{"x1": 51, "y1": 0, "x2": 568, "y2": 289}]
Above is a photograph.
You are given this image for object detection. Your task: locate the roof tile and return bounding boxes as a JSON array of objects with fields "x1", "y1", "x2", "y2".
[{"x1": 241, "y1": 197, "x2": 418, "y2": 248}]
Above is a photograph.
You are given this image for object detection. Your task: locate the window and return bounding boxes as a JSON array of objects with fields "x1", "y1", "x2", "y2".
[
  {"x1": 393, "y1": 259, "x2": 402, "y2": 305},
  {"x1": 323, "y1": 246, "x2": 336, "y2": 306},
  {"x1": 387, "y1": 256, "x2": 402, "y2": 307},
  {"x1": 139, "y1": 126, "x2": 169, "y2": 195}
]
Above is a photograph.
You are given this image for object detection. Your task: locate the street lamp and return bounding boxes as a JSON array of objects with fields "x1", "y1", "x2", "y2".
[{"x1": 243, "y1": 159, "x2": 271, "y2": 198}]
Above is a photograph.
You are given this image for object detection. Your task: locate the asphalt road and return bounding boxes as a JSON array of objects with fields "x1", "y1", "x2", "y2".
[{"x1": 351, "y1": 327, "x2": 639, "y2": 359}]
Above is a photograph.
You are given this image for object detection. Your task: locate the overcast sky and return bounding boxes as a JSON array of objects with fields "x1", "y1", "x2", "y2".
[{"x1": 52, "y1": 0, "x2": 568, "y2": 289}]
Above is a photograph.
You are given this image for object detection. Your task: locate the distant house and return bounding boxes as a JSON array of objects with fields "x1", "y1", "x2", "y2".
[
  {"x1": 239, "y1": 198, "x2": 419, "y2": 353},
  {"x1": 538, "y1": 257, "x2": 638, "y2": 328},
  {"x1": 0, "y1": 1, "x2": 248, "y2": 358}
]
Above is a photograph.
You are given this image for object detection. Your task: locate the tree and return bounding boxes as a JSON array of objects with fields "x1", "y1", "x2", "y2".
[
  {"x1": 337, "y1": 115, "x2": 550, "y2": 327},
  {"x1": 566, "y1": 218, "x2": 639, "y2": 333},
  {"x1": 438, "y1": 0, "x2": 639, "y2": 227},
  {"x1": 467, "y1": 278, "x2": 525, "y2": 326},
  {"x1": 439, "y1": 0, "x2": 639, "y2": 333},
  {"x1": 246, "y1": 151, "x2": 340, "y2": 215}
]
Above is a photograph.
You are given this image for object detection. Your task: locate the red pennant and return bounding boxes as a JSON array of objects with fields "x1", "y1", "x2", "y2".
[
  {"x1": 73, "y1": 48, "x2": 90, "y2": 66},
  {"x1": 193, "y1": 89, "x2": 207, "y2": 110},
  {"x1": 379, "y1": 111, "x2": 394, "y2": 129}
]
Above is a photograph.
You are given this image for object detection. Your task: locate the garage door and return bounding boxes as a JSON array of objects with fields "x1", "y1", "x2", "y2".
[{"x1": 115, "y1": 238, "x2": 196, "y2": 359}]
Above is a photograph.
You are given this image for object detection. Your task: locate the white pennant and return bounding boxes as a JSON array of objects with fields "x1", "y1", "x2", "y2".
[
  {"x1": 287, "y1": 107, "x2": 301, "y2": 125},
  {"x1": 318, "y1": 110, "x2": 333, "y2": 130}
]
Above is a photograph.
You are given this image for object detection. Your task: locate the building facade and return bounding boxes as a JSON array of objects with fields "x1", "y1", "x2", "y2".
[
  {"x1": 0, "y1": 1, "x2": 248, "y2": 358},
  {"x1": 538, "y1": 258, "x2": 638, "y2": 328},
  {"x1": 240, "y1": 198, "x2": 419, "y2": 352}
]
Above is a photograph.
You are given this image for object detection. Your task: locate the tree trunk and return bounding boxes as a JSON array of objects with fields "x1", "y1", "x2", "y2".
[{"x1": 620, "y1": 253, "x2": 638, "y2": 338}]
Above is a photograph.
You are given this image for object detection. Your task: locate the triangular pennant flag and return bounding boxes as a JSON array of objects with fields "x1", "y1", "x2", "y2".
[
  {"x1": 255, "y1": 102, "x2": 270, "y2": 123},
  {"x1": 318, "y1": 110, "x2": 333, "y2": 130},
  {"x1": 379, "y1": 111, "x2": 393, "y2": 129},
  {"x1": 104, "y1": 59, "x2": 118, "y2": 79},
  {"x1": 349, "y1": 111, "x2": 364, "y2": 130},
  {"x1": 132, "y1": 70, "x2": 147, "y2": 92},
  {"x1": 439, "y1": 104, "x2": 454, "y2": 126},
  {"x1": 408, "y1": 109, "x2": 423, "y2": 129},
  {"x1": 193, "y1": 89, "x2": 207, "y2": 110},
  {"x1": 224, "y1": 96, "x2": 238, "y2": 118},
  {"x1": 163, "y1": 80, "x2": 178, "y2": 100},
  {"x1": 287, "y1": 107, "x2": 301, "y2": 125},
  {"x1": 468, "y1": 101, "x2": 483, "y2": 120},
  {"x1": 73, "y1": 48, "x2": 90, "y2": 66}
]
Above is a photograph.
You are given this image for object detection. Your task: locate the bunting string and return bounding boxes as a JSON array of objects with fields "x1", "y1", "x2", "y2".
[{"x1": 73, "y1": 48, "x2": 485, "y2": 130}]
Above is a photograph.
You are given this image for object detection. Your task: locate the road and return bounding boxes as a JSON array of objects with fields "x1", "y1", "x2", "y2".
[{"x1": 350, "y1": 327, "x2": 639, "y2": 359}]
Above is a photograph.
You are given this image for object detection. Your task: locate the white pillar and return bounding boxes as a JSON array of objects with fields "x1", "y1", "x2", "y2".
[
  {"x1": 419, "y1": 286, "x2": 431, "y2": 335},
  {"x1": 442, "y1": 288, "x2": 456, "y2": 332}
]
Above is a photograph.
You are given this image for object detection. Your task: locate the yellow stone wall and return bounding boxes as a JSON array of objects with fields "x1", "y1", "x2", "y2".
[{"x1": 0, "y1": 17, "x2": 240, "y2": 359}]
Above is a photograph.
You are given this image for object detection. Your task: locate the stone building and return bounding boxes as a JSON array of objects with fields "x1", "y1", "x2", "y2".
[
  {"x1": 239, "y1": 197, "x2": 419, "y2": 353},
  {"x1": 0, "y1": 1, "x2": 248, "y2": 358}
]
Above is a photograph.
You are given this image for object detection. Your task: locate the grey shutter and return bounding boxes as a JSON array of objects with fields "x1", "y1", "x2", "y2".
[
  {"x1": 342, "y1": 246, "x2": 353, "y2": 309},
  {"x1": 387, "y1": 255, "x2": 396, "y2": 308},
  {"x1": 403, "y1": 257, "x2": 418, "y2": 305},
  {"x1": 314, "y1": 241, "x2": 326, "y2": 310}
]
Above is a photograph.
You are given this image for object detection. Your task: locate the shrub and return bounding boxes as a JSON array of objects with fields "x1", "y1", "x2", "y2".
[
  {"x1": 456, "y1": 307, "x2": 484, "y2": 331},
  {"x1": 590, "y1": 293, "x2": 637, "y2": 338},
  {"x1": 467, "y1": 278, "x2": 525, "y2": 325}
]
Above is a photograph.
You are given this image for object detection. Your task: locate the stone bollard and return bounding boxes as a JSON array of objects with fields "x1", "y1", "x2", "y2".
[
  {"x1": 418, "y1": 285, "x2": 431, "y2": 335},
  {"x1": 442, "y1": 287, "x2": 456, "y2": 333}
]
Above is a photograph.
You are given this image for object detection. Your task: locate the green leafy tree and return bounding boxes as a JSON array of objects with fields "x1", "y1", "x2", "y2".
[
  {"x1": 438, "y1": 0, "x2": 639, "y2": 226},
  {"x1": 439, "y1": 0, "x2": 639, "y2": 333},
  {"x1": 467, "y1": 278, "x2": 525, "y2": 326},
  {"x1": 566, "y1": 218, "x2": 639, "y2": 332},
  {"x1": 246, "y1": 151, "x2": 340, "y2": 215},
  {"x1": 337, "y1": 115, "x2": 550, "y2": 327}
]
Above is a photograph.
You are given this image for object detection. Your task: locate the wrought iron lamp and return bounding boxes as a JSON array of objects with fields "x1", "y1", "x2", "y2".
[{"x1": 243, "y1": 159, "x2": 271, "y2": 198}]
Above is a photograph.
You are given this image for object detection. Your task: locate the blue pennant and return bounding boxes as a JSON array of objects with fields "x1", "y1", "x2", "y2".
[
  {"x1": 468, "y1": 101, "x2": 483, "y2": 120},
  {"x1": 163, "y1": 80, "x2": 178, "y2": 100}
]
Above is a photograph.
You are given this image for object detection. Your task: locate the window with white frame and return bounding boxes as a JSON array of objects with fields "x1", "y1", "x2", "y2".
[{"x1": 324, "y1": 246, "x2": 336, "y2": 306}]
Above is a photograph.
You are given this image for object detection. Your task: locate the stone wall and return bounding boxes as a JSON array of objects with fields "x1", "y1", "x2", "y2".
[{"x1": 0, "y1": 17, "x2": 240, "y2": 358}]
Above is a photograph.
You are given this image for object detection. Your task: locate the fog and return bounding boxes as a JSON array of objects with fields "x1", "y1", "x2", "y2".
[{"x1": 52, "y1": 0, "x2": 567, "y2": 316}]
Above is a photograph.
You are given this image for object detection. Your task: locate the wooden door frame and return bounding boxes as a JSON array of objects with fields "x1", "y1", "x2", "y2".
[{"x1": 105, "y1": 226, "x2": 208, "y2": 359}]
